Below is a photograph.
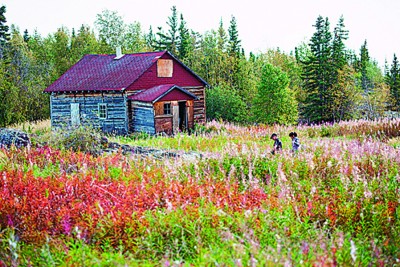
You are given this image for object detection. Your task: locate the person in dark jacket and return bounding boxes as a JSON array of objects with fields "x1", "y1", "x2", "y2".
[
  {"x1": 289, "y1": 132, "x2": 301, "y2": 152},
  {"x1": 270, "y1": 133, "x2": 282, "y2": 155}
]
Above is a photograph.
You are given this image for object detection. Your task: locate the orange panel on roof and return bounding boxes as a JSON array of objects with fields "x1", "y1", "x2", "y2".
[{"x1": 157, "y1": 59, "x2": 173, "y2": 77}]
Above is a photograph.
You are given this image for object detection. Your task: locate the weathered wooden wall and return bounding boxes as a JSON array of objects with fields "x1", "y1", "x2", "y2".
[
  {"x1": 154, "y1": 116, "x2": 173, "y2": 135},
  {"x1": 131, "y1": 101, "x2": 155, "y2": 134},
  {"x1": 186, "y1": 100, "x2": 194, "y2": 129},
  {"x1": 50, "y1": 93, "x2": 128, "y2": 134},
  {"x1": 185, "y1": 86, "x2": 205, "y2": 124}
]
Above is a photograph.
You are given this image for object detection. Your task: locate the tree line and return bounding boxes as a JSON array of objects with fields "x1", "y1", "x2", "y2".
[{"x1": 0, "y1": 5, "x2": 399, "y2": 127}]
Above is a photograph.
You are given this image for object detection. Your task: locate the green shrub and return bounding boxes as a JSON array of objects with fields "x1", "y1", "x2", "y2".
[
  {"x1": 48, "y1": 126, "x2": 103, "y2": 155},
  {"x1": 206, "y1": 86, "x2": 248, "y2": 123}
]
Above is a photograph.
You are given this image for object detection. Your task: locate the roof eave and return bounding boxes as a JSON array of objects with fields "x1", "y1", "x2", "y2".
[
  {"x1": 151, "y1": 85, "x2": 199, "y2": 103},
  {"x1": 165, "y1": 51, "x2": 210, "y2": 87}
]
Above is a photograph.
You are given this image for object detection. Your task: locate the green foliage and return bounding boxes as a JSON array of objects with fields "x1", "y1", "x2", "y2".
[
  {"x1": 0, "y1": 6, "x2": 394, "y2": 128},
  {"x1": 95, "y1": 9, "x2": 125, "y2": 48},
  {"x1": 47, "y1": 125, "x2": 103, "y2": 155},
  {"x1": 252, "y1": 63, "x2": 298, "y2": 125},
  {"x1": 386, "y1": 54, "x2": 400, "y2": 111},
  {"x1": 228, "y1": 16, "x2": 241, "y2": 57},
  {"x1": 178, "y1": 14, "x2": 191, "y2": 59},
  {"x1": 1, "y1": 120, "x2": 400, "y2": 265},
  {"x1": 0, "y1": 5, "x2": 10, "y2": 47},
  {"x1": 155, "y1": 6, "x2": 179, "y2": 54},
  {"x1": 301, "y1": 16, "x2": 334, "y2": 122},
  {"x1": 206, "y1": 85, "x2": 247, "y2": 123}
]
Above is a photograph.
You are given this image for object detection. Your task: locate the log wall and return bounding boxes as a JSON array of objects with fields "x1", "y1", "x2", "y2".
[{"x1": 50, "y1": 93, "x2": 128, "y2": 134}]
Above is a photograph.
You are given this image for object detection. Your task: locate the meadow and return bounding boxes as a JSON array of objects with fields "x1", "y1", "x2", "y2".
[{"x1": 0, "y1": 119, "x2": 399, "y2": 266}]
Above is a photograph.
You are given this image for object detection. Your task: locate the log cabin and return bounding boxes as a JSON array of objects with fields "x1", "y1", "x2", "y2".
[{"x1": 44, "y1": 50, "x2": 208, "y2": 135}]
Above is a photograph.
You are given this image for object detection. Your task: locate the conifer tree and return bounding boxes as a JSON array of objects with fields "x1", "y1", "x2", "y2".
[
  {"x1": 0, "y1": 5, "x2": 9, "y2": 46},
  {"x1": 145, "y1": 26, "x2": 156, "y2": 49},
  {"x1": 301, "y1": 16, "x2": 333, "y2": 122},
  {"x1": 359, "y1": 40, "x2": 371, "y2": 92},
  {"x1": 23, "y1": 29, "x2": 30, "y2": 43},
  {"x1": 156, "y1": 6, "x2": 178, "y2": 54},
  {"x1": 386, "y1": 54, "x2": 400, "y2": 110},
  {"x1": 332, "y1": 16, "x2": 348, "y2": 69},
  {"x1": 228, "y1": 16, "x2": 241, "y2": 56},
  {"x1": 217, "y1": 19, "x2": 227, "y2": 51},
  {"x1": 178, "y1": 14, "x2": 191, "y2": 59},
  {"x1": 0, "y1": 5, "x2": 10, "y2": 59}
]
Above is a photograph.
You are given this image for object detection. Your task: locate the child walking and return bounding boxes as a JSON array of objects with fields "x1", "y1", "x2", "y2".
[
  {"x1": 289, "y1": 132, "x2": 300, "y2": 152},
  {"x1": 270, "y1": 133, "x2": 282, "y2": 155}
]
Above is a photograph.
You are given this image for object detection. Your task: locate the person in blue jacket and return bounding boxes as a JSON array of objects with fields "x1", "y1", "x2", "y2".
[{"x1": 289, "y1": 132, "x2": 301, "y2": 152}]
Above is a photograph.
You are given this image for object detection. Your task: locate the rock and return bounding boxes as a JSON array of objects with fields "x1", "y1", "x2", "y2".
[
  {"x1": 0, "y1": 128, "x2": 31, "y2": 149},
  {"x1": 100, "y1": 138, "x2": 203, "y2": 160},
  {"x1": 100, "y1": 136, "x2": 109, "y2": 148},
  {"x1": 108, "y1": 142, "x2": 120, "y2": 149}
]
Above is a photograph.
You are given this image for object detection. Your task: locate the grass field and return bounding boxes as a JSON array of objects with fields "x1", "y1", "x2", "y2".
[{"x1": 0, "y1": 119, "x2": 399, "y2": 266}]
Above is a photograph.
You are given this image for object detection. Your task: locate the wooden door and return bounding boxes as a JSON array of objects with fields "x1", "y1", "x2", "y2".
[
  {"x1": 70, "y1": 103, "x2": 80, "y2": 126},
  {"x1": 172, "y1": 101, "x2": 179, "y2": 134}
]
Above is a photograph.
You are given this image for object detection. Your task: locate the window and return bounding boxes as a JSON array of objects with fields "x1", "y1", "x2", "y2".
[
  {"x1": 71, "y1": 103, "x2": 80, "y2": 126},
  {"x1": 98, "y1": 103, "x2": 107, "y2": 119},
  {"x1": 163, "y1": 103, "x2": 171, "y2": 115},
  {"x1": 157, "y1": 59, "x2": 173, "y2": 77}
]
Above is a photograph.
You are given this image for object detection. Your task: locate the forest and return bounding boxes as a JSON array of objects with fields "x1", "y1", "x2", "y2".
[{"x1": 0, "y1": 5, "x2": 399, "y2": 127}]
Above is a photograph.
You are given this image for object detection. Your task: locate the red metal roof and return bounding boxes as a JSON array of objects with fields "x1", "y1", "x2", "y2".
[
  {"x1": 128, "y1": 84, "x2": 198, "y2": 103},
  {"x1": 44, "y1": 51, "x2": 208, "y2": 93},
  {"x1": 44, "y1": 51, "x2": 165, "y2": 92}
]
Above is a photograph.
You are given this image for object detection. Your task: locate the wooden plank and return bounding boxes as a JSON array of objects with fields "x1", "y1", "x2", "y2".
[
  {"x1": 154, "y1": 102, "x2": 164, "y2": 116},
  {"x1": 157, "y1": 59, "x2": 173, "y2": 77},
  {"x1": 133, "y1": 106, "x2": 155, "y2": 135},
  {"x1": 155, "y1": 117, "x2": 173, "y2": 135},
  {"x1": 187, "y1": 100, "x2": 194, "y2": 129},
  {"x1": 172, "y1": 101, "x2": 179, "y2": 134},
  {"x1": 50, "y1": 93, "x2": 129, "y2": 134},
  {"x1": 184, "y1": 87, "x2": 206, "y2": 125}
]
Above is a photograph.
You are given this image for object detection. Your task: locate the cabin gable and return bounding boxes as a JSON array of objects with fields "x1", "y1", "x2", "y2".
[{"x1": 126, "y1": 53, "x2": 204, "y2": 90}]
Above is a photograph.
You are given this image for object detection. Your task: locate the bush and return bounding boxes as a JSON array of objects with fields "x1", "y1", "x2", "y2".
[
  {"x1": 48, "y1": 126, "x2": 103, "y2": 155},
  {"x1": 206, "y1": 86, "x2": 248, "y2": 123}
]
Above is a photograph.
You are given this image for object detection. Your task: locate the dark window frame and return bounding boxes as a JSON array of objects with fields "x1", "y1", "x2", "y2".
[
  {"x1": 98, "y1": 103, "x2": 107, "y2": 119},
  {"x1": 163, "y1": 102, "x2": 171, "y2": 115}
]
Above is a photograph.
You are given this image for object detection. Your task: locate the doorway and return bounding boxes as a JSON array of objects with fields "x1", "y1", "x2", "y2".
[{"x1": 178, "y1": 101, "x2": 187, "y2": 131}]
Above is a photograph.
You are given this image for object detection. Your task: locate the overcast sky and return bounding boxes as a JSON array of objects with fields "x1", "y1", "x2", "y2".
[{"x1": 2, "y1": 0, "x2": 399, "y2": 67}]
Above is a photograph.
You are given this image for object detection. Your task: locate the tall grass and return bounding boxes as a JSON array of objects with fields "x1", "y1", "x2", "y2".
[{"x1": 0, "y1": 119, "x2": 399, "y2": 266}]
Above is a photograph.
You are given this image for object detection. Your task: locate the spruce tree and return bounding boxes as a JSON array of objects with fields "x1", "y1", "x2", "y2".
[
  {"x1": 359, "y1": 40, "x2": 371, "y2": 92},
  {"x1": 156, "y1": 6, "x2": 178, "y2": 54},
  {"x1": 331, "y1": 15, "x2": 348, "y2": 86},
  {"x1": 0, "y1": 5, "x2": 9, "y2": 45},
  {"x1": 217, "y1": 19, "x2": 227, "y2": 51},
  {"x1": 23, "y1": 29, "x2": 30, "y2": 42},
  {"x1": 228, "y1": 16, "x2": 241, "y2": 56},
  {"x1": 331, "y1": 16, "x2": 348, "y2": 70},
  {"x1": 0, "y1": 5, "x2": 10, "y2": 59},
  {"x1": 386, "y1": 54, "x2": 400, "y2": 110},
  {"x1": 178, "y1": 14, "x2": 191, "y2": 59},
  {"x1": 301, "y1": 16, "x2": 333, "y2": 122},
  {"x1": 145, "y1": 26, "x2": 156, "y2": 49}
]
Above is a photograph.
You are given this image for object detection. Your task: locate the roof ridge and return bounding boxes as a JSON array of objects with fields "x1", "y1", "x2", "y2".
[{"x1": 84, "y1": 50, "x2": 166, "y2": 57}]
